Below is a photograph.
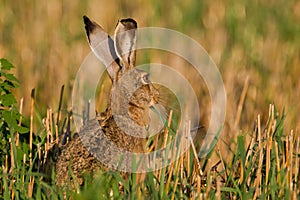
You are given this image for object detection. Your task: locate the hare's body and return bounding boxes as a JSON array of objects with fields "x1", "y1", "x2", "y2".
[
  {"x1": 54, "y1": 16, "x2": 159, "y2": 187},
  {"x1": 55, "y1": 117, "x2": 146, "y2": 187},
  {"x1": 55, "y1": 120, "x2": 102, "y2": 187}
]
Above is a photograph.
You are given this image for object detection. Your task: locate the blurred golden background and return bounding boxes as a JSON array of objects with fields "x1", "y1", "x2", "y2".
[{"x1": 1, "y1": 0, "x2": 299, "y2": 137}]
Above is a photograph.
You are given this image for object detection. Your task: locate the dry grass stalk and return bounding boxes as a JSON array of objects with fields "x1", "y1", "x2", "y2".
[
  {"x1": 284, "y1": 138, "x2": 289, "y2": 175},
  {"x1": 189, "y1": 121, "x2": 203, "y2": 176},
  {"x1": 294, "y1": 136, "x2": 299, "y2": 190},
  {"x1": 55, "y1": 125, "x2": 59, "y2": 144},
  {"x1": 11, "y1": 187, "x2": 14, "y2": 200},
  {"x1": 37, "y1": 143, "x2": 42, "y2": 170},
  {"x1": 215, "y1": 176, "x2": 221, "y2": 200},
  {"x1": 158, "y1": 110, "x2": 173, "y2": 180},
  {"x1": 281, "y1": 139, "x2": 286, "y2": 166},
  {"x1": 265, "y1": 131, "x2": 271, "y2": 187},
  {"x1": 238, "y1": 160, "x2": 244, "y2": 185},
  {"x1": 204, "y1": 159, "x2": 212, "y2": 199},
  {"x1": 22, "y1": 153, "x2": 26, "y2": 185},
  {"x1": 165, "y1": 161, "x2": 174, "y2": 192},
  {"x1": 28, "y1": 89, "x2": 35, "y2": 198},
  {"x1": 163, "y1": 110, "x2": 173, "y2": 147},
  {"x1": 253, "y1": 114, "x2": 262, "y2": 199},
  {"x1": 171, "y1": 144, "x2": 183, "y2": 200},
  {"x1": 197, "y1": 174, "x2": 201, "y2": 198},
  {"x1": 148, "y1": 125, "x2": 160, "y2": 153},
  {"x1": 49, "y1": 108, "x2": 54, "y2": 143},
  {"x1": 217, "y1": 146, "x2": 227, "y2": 181},
  {"x1": 184, "y1": 121, "x2": 190, "y2": 177},
  {"x1": 29, "y1": 89, "x2": 35, "y2": 166},
  {"x1": 16, "y1": 97, "x2": 24, "y2": 147},
  {"x1": 265, "y1": 105, "x2": 275, "y2": 190},
  {"x1": 165, "y1": 130, "x2": 181, "y2": 192},
  {"x1": 56, "y1": 85, "x2": 64, "y2": 126},
  {"x1": 245, "y1": 137, "x2": 254, "y2": 185},
  {"x1": 288, "y1": 131, "x2": 293, "y2": 191},
  {"x1": 46, "y1": 110, "x2": 50, "y2": 152},
  {"x1": 234, "y1": 76, "x2": 249, "y2": 129},
  {"x1": 27, "y1": 176, "x2": 34, "y2": 198},
  {"x1": 274, "y1": 141, "x2": 280, "y2": 182},
  {"x1": 179, "y1": 152, "x2": 184, "y2": 199},
  {"x1": 43, "y1": 111, "x2": 49, "y2": 165}
]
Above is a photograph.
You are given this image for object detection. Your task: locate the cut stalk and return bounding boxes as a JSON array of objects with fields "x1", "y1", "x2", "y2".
[
  {"x1": 234, "y1": 76, "x2": 249, "y2": 129},
  {"x1": 57, "y1": 85, "x2": 64, "y2": 126},
  {"x1": 29, "y1": 89, "x2": 35, "y2": 167}
]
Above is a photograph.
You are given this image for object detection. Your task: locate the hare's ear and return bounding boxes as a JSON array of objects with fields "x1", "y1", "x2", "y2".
[
  {"x1": 83, "y1": 16, "x2": 120, "y2": 81},
  {"x1": 114, "y1": 18, "x2": 137, "y2": 71}
]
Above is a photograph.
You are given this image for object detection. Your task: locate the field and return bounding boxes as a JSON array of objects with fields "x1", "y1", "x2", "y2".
[{"x1": 0, "y1": 0, "x2": 299, "y2": 199}]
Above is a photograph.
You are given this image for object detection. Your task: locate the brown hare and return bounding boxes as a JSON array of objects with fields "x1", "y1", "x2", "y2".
[{"x1": 55, "y1": 16, "x2": 159, "y2": 187}]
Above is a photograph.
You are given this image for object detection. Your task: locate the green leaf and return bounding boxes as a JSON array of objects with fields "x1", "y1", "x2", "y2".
[
  {"x1": 2, "y1": 73, "x2": 19, "y2": 84},
  {"x1": 16, "y1": 125, "x2": 29, "y2": 134},
  {"x1": 0, "y1": 93, "x2": 17, "y2": 106},
  {"x1": 237, "y1": 135, "x2": 246, "y2": 165},
  {"x1": 1, "y1": 109, "x2": 22, "y2": 132},
  {"x1": 0, "y1": 81, "x2": 17, "y2": 94},
  {"x1": 0, "y1": 58, "x2": 15, "y2": 70},
  {"x1": 2, "y1": 110, "x2": 15, "y2": 126},
  {"x1": 220, "y1": 186, "x2": 238, "y2": 193}
]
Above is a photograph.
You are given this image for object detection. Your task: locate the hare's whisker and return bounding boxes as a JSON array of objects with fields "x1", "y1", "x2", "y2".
[
  {"x1": 157, "y1": 101, "x2": 180, "y2": 113},
  {"x1": 190, "y1": 125, "x2": 205, "y2": 132},
  {"x1": 154, "y1": 85, "x2": 164, "y2": 90},
  {"x1": 157, "y1": 97, "x2": 172, "y2": 102},
  {"x1": 157, "y1": 98, "x2": 168, "y2": 104},
  {"x1": 165, "y1": 106, "x2": 180, "y2": 114},
  {"x1": 150, "y1": 107, "x2": 168, "y2": 123}
]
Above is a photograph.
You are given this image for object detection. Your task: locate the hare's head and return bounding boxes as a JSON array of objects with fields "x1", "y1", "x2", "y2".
[{"x1": 83, "y1": 16, "x2": 159, "y2": 127}]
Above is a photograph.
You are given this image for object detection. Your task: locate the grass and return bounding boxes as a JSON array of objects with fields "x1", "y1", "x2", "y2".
[
  {"x1": 0, "y1": 76, "x2": 299, "y2": 199},
  {"x1": 0, "y1": 0, "x2": 300, "y2": 199},
  {"x1": 1, "y1": 0, "x2": 299, "y2": 130}
]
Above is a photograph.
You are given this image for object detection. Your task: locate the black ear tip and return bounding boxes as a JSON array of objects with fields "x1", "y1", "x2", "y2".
[
  {"x1": 120, "y1": 18, "x2": 137, "y2": 29},
  {"x1": 83, "y1": 15, "x2": 96, "y2": 37},
  {"x1": 83, "y1": 15, "x2": 91, "y2": 25}
]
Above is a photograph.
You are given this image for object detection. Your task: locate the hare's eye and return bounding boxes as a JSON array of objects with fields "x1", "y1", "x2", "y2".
[{"x1": 141, "y1": 74, "x2": 150, "y2": 84}]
